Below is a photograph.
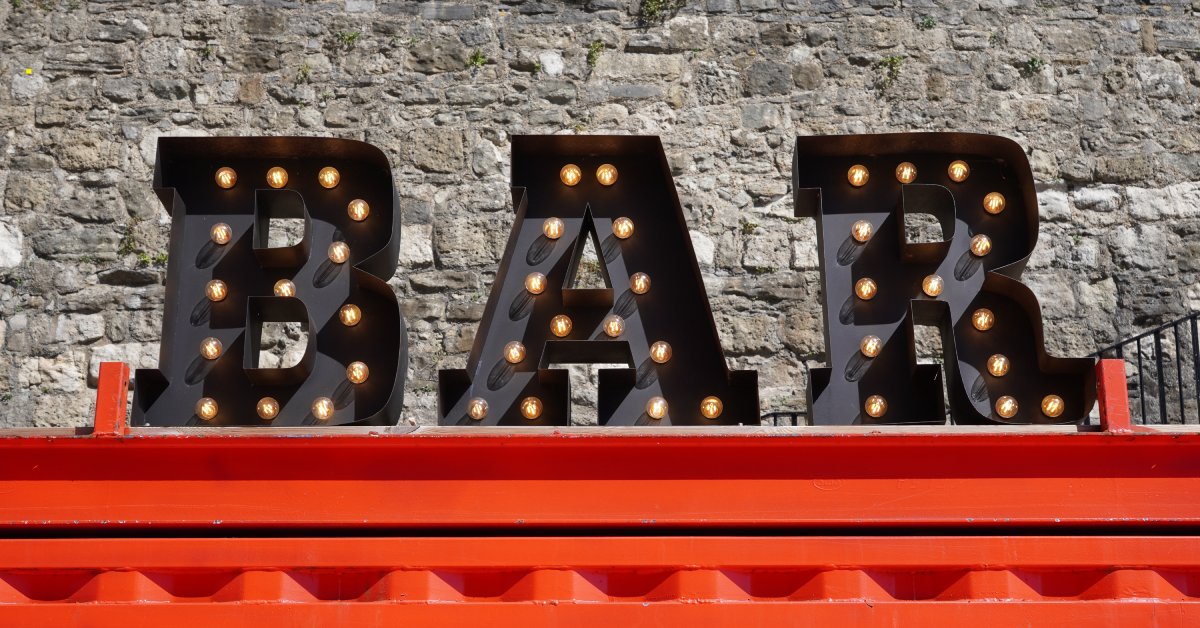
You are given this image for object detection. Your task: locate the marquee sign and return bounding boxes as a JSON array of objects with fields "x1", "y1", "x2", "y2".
[
  {"x1": 132, "y1": 137, "x2": 407, "y2": 426},
  {"x1": 438, "y1": 136, "x2": 759, "y2": 425},
  {"x1": 794, "y1": 133, "x2": 1095, "y2": 424},
  {"x1": 132, "y1": 133, "x2": 1096, "y2": 428}
]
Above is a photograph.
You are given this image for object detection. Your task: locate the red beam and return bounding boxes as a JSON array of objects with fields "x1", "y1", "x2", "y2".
[
  {"x1": 90, "y1": 362, "x2": 129, "y2": 438},
  {"x1": 0, "y1": 537, "x2": 1195, "y2": 625},
  {"x1": 0, "y1": 427, "x2": 1197, "y2": 529}
]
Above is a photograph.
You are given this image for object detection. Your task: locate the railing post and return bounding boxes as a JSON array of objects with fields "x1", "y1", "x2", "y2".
[
  {"x1": 93, "y1": 362, "x2": 131, "y2": 437},
  {"x1": 1097, "y1": 358, "x2": 1135, "y2": 433}
]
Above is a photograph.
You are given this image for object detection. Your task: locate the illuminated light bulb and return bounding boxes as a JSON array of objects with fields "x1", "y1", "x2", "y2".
[
  {"x1": 199, "y1": 336, "x2": 222, "y2": 360},
  {"x1": 504, "y1": 341, "x2": 527, "y2": 364},
  {"x1": 543, "y1": 217, "x2": 565, "y2": 240},
  {"x1": 339, "y1": 304, "x2": 362, "y2": 327},
  {"x1": 650, "y1": 341, "x2": 672, "y2": 364},
  {"x1": 972, "y1": 308, "x2": 995, "y2": 331},
  {"x1": 847, "y1": 164, "x2": 869, "y2": 187},
  {"x1": 525, "y1": 272, "x2": 547, "y2": 295},
  {"x1": 864, "y1": 395, "x2": 887, "y2": 418},
  {"x1": 922, "y1": 274, "x2": 944, "y2": 298},
  {"x1": 630, "y1": 272, "x2": 651, "y2": 295},
  {"x1": 995, "y1": 395, "x2": 1019, "y2": 419},
  {"x1": 613, "y1": 217, "x2": 634, "y2": 239},
  {"x1": 317, "y1": 166, "x2": 340, "y2": 189},
  {"x1": 205, "y1": 279, "x2": 228, "y2": 302},
  {"x1": 195, "y1": 397, "x2": 218, "y2": 421},
  {"x1": 210, "y1": 223, "x2": 233, "y2": 245},
  {"x1": 257, "y1": 397, "x2": 280, "y2": 421},
  {"x1": 266, "y1": 166, "x2": 288, "y2": 189},
  {"x1": 603, "y1": 314, "x2": 625, "y2": 338},
  {"x1": 895, "y1": 161, "x2": 917, "y2": 184},
  {"x1": 596, "y1": 163, "x2": 618, "y2": 186},
  {"x1": 467, "y1": 398, "x2": 488, "y2": 421},
  {"x1": 700, "y1": 396, "x2": 723, "y2": 419},
  {"x1": 328, "y1": 241, "x2": 350, "y2": 264},
  {"x1": 346, "y1": 361, "x2": 369, "y2": 384},
  {"x1": 851, "y1": 220, "x2": 873, "y2": 243},
  {"x1": 860, "y1": 335, "x2": 883, "y2": 358},
  {"x1": 646, "y1": 396, "x2": 668, "y2": 420},
  {"x1": 347, "y1": 199, "x2": 370, "y2": 222},
  {"x1": 550, "y1": 314, "x2": 573, "y2": 338},
  {"x1": 214, "y1": 167, "x2": 237, "y2": 189},
  {"x1": 948, "y1": 160, "x2": 970, "y2": 183},
  {"x1": 559, "y1": 164, "x2": 582, "y2": 186},
  {"x1": 520, "y1": 396, "x2": 543, "y2": 420},
  {"x1": 986, "y1": 354, "x2": 1010, "y2": 377},
  {"x1": 312, "y1": 397, "x2": 335, "y2": 421},
  {"x1": 1041, "y1": 394, "x2": 1065, "y2": 418},
  {"x1": 855, "y1": 278, "x2": 878, "y2": 301},
  {"x1": 983, "y1": 192, "x2": 1006, "y2": 215},
  {"x1": 970, "y1": 234, "x2": 992, "y2": 257},
  {"x1": 274, "y1": 279, "x2": 296, "y2": 297}
]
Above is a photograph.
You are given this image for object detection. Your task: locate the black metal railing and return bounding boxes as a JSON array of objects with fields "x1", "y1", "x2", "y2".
[
  {"x1": 761, "y1": 411, "x2": 806, "y2": 426},
  {"x1": 1093, "y1": 311, "x2": 1200, "y2": 425}
]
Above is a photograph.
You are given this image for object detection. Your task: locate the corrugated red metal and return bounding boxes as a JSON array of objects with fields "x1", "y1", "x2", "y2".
[
  {"x1": 0, "y1": 359, "x2": 1196, "y2": 623},
  {"x1": 0, "y1": 537, "x2": 1196, "y2": 624}
]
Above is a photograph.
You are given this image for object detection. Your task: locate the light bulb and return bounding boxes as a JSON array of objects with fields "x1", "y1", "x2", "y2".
[
  {"x1": 895, "y1": 162, "x2": 917, "y2": 184},
  {"x1": 347, "y1": 199, "x2": 370, "y2": 222},
  {"x1": 210, "y1": 223, "x2": 233, "y2": 245},
  {"x1": 855, "y1": 278, "x2": 878, "y2": 301},
  {"x1": 700, "y1": 396, "x2": 723, "y2": 419},
  {"x1": 274, "y1": 279, "x2": 296, "y2": 297},
  {"x1": 970, "y1": 234, "x2": 992, "y2": 257},
  {"x1": 613, "y1": 217, "x2": 634, "y2": 239},
  {"x1": 995, "y1": 395, "x2": 1018, "y2": 419},
  {"x1": 214, "y1": 167, "x2": 237, "y2": 189},
  {"x1": 257, "y1": 397, "x2": 280, "y2": 421},
  {"x1": 986, "y1": 354, "x2": 1010, "y2": 377},
  {"x1": 922, "y1": 274, "x2": 944, "y2": 297},
  {"x1": 983, "y1": 192, "x2": 1006, "y2": 215},
  {"x1": 205, "y1": 279, "x2": 228, "y2": 302},
  {"x1": 860, "y1": 335, "x2": 883, "y2": 358},
  {"x1": 328, "y1": 241, "x2": 350, "y2": 264},
  {"x1": 550, "y1": 314, "x2": 573, "y2": 338},
  {"x1": 520, "y1": 396, "x2": 543, "y2": 420},
  {"x1": 339, "y1": 304, "x2": 362, "y2": 326},
  {"x1": 525, "y1": 272, "x2": 547, "y2": 295},
  {"x1": 851, "y1": 220, "x2": 873, "y2": 243},
  {"x1": 560, "y1": 164, "x2": 582, "y2": 186},
  {"x1": 543, "y1": 217, "x2": 565, "y2": 240},
  {"x1": 266, "y1": 166, "x2": 288, "y2": 189},
  {"x1": 971, "y1": 308, "x2": 995, "y2": 331},
  {"x1": 504, "y1": 341, "x2": 526, "y2": 364},
  {"x1": 312, "y1": 397, "x2": 335, "y2": 421},
  {"x1": 1041, "y1": 394, "x2": 1065, "y2": 418},
  {"x1": 847, "y1": 164, "x2": 869, "y2": 187},
  {"x1": 346, "y1": 361, "x2": 369, "y2": 384},
  {"x1": 948, "y1": 160, "x2": 970, "y2": 182},
  {"x1": 467, "y1": 398, "x2": 488, "y2": 421},
  {"x1": 603, "y1": 314, "x2": 624, "y2": 338},
  {"x1": 596, "y1": 163, "x2": 618, "y2": 186},
  {"x1": 630, "y1": 272, "x2": 650, "y2": 295},
  {"x1": 195, "y1": 397, "x2": 218, "y2": 421},
  {"x1": 317, "y1": 166, "x2": 340, "y2": 189},
  {"x1": 199, "y1": 337, "x2": 222, "y2": 360},
  {"x1": 650, "y1": 341, "x2": 672, "y2": 364},
  {"x1": 864, "y1": 394, "x2": 887, "y2": 418},
  {"x1": 646, "y1": 396, "x2": 668, "y2": 419}
]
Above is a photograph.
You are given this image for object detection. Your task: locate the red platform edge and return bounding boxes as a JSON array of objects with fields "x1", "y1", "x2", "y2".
[{"x1": 1, "y1": 359, "x2": 1197, "y2": 623}]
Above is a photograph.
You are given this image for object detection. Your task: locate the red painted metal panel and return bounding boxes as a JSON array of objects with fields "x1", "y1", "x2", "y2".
[
  {"x1": 0, "y1": 427, "x2": 1197, "y2": 529},
  {"x1": 0, "y1": 537, "x2": 1195, "y2": 625},
  {"x1": 90, "y1": 362, "x2": 129, "y2": 438}
]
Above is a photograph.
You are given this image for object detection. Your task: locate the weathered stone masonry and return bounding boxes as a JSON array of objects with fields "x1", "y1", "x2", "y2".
[{"x1": 0, "y1": 0, "x2": 1197, "y2": 426}]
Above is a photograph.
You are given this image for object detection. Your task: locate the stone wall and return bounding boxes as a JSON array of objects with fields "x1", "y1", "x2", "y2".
[{"x1": 1, "y1": 0, "x2": 1198, "y2": 427}]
